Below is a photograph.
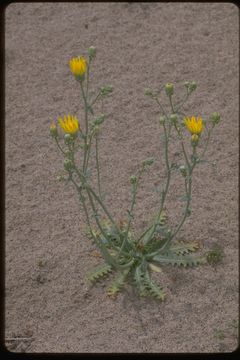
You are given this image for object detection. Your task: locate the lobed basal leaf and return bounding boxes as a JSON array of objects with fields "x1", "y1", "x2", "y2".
[
  {"x1": 152, "y1": 252, "x2": 206, "y2": 267},
  {"x1": 170, "y1": 241, "x2": 200, "y2": 255},
  {"x1": 86, "y1": 263, "x2": 112, "y2": 283},
  {"x1": 107, "y1": 268, "x2": 131, "y2": 299}
]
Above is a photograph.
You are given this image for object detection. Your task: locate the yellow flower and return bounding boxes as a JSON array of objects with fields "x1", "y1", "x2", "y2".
[
  {"x1": 69, "y1": 56, "x2": 87, "y2": 78},
  {"x1": 184, "y1": 116, "x2": 204, "y2": 135},
  {"x1": 58, "y1": 114, "x2": 79, "y2": 135}
]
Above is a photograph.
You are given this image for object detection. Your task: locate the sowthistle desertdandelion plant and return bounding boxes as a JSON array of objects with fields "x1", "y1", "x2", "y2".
[{"x1": 50, "y1": 46, "x2": 221, "y2": 301}]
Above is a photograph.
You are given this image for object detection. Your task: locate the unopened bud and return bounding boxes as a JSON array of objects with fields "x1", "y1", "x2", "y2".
[
  {"x1": 130, "y1": 175, "x2": 137, "y2": 184},
  {"x1": 179, "y1": 165, "x2": 187, "y2": 177},
  {"x1": 100, "y1": 85, "x2": 113, "y2": 96},
  {"x1": 143, "y1": 157, "x2": 155, "y2": 166},
  {"x1": 165, "y1": 83, "x2": 174, "y2": 96},
  {"x1": 210, "y1": 112, "x2": 220, "y2": 125},
  {"x1": 64, "y1": 133, "x2": 73, "y2": 144},
  {"x1": 88, "y1": 46, "x2": 96, "y2": 60},
  {"x1": 57, "y1": 174, "x2": 66, "y2": 182},
  {"x1": 191, "y1": 134, "x2": 199, "y2": 146},
  {"x1": 50, "y1": 123, "x2": 58, "y2": 138},
  {"x1": 188, "y1": 81, "x2": 197, "y2": 93},
  {"x1": 144, "y1": 88, "x2": 154, "y2": 97},
  {"x1": 94, "y1": 114, "x2": 105, "y2": 125},
  {"x1": 170, "y1": 114, "x2": 178, "y2": 124},
  {"x1": 159, "y1": 116, "x2": 166, "y2": 125},
  {"x1": 64, "y1": 158, "x2": 74, "y2": 171}
]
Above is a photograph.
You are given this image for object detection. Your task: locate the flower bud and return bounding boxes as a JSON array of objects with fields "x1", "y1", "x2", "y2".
[
  {"x1": 144, "y1": 88, "x2": 154, "y2": 97},
  {"x1": 88, "y1": 46, "x2": 96, "y2": 60},
  {"x1": 189, "y1": 81, "x2": 197, "y2": 93},
  {"x1": 93, "y1": 125, "x2": 100, "y2": 136},
  {"x1": 50, "y1": 123, "x2": 58, "y2": 138},
  {"x1": 165, "y1": 83, "x2": 174, "y2": 96},
  {"x1": 100, "y1": 85, "x2": 113, "y2": 96},
  {"x1": 94, "y1": 114, "x2": 105, "y2": 125},
  {"x1": 179, "y1": 165, "x2": 187, "y2": 177},
  {"x1": 159, "y1": 116, "x2": 166, "y2": 125},
  {"x1": 210, "y1": 112, "x2": 220, "y2": 125},
  {"x1": 64, "y1": 133, "x2": 73, "y2": 144},
  {"x1": 64, "y1": 158, "x2": 74, "y2": 171},
  {"x1": 130, "y1": 175, "x2": 137, "y2": 184},
  {"x1": 191, "y1": 134, "x2": 199, "y2": 146},
  {"x1": 170, "y1": 114, "x2": 178, "y2": 124},
  {"x1": 143, "y1": 157, "x2": 155, "y2": 166},
  {"x1": 57, "y1": 174, "x2": 66, "y2": 182}
]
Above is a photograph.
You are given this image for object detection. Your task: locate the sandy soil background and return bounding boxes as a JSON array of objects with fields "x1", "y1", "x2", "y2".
[{"x1": 5, "y1": 2, "x2": 239, "y2": 353}]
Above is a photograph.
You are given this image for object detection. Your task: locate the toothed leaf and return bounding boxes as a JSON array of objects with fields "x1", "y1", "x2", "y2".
[
  {"x1": 170, "y1": 241, "x2": 200, "y2": 255},
  {"x1": 107, "y1": 268, "x2": 130, "y2": 298},
  {"x1": 152, "y1": 253, "x2": 206, "y2": 267},
  {"x1": 86, "y1": 263, "x2": 112, "y2": 283}
]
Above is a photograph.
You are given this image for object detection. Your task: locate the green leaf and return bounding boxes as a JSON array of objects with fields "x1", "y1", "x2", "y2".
[
  {"x1": 142, "y1": 270, "x2": 166, "y2": 301},
  {"x1": 152, "y1": 252, "x2": 206, "y2": 267},
  {"x1": 170, "y1": 241, "x2": 200, "y2": 255},
  {"x1": 107, "y1": 268, "x2": 130, "y2": 298},
  {"x1": 178, "y1": 194, "x2": 191, "y2": 202},
  {"x1": 86, "y1": 263, "x2": 112, "y2": 283},
  {"x1": 87, "y1": 105, "x2": 94, "y2": 115}
]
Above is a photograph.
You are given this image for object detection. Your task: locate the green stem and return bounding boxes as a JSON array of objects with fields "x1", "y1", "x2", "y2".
[
  {"x1": 169, "y1": 95, "x2": 175, "y2": 113},
  {"x1": 95, "y1": 135, "x2": 102, "y2": 199},
  {"x1": 55, "y1": 138, "x2": 66, "y2": 155},
  {"x1": 86, "y1": 59, "x2": 91, "y2": 98},
  {"x1": 200, "y1": 124, "x2": 214, "y2": 160},
  {"x1": 173, "y1": 123, "x2": 191, "y2": 169},
  {"x1": 86, "y1": 189, "x2": 133, "y2": 269},
  {"x1": 80, "y1": 80, "x2": 89, "y2": 173},
  {"x1": 85, "y1": 131, "x2": 94, "y2": 170},
  {"x1": 90, "y1": 92, "x2": 102, "y2": 107},
  {"x1": 154, "y1": 97, "x2": 168, "y2": 119},
  {"x1": 119, "y1": 166, "x2": 144, "y2": 256},
  {"x1": 175, "y1": 92, "x2": 189, "y2": 112},
  {"x1": 80, "y1": 80, "x2": 88, "y2": 135},
  {"x1": 136, "y1": 121, "x2": 172, "y2": 245},
  {"x1": 87, "y1": 186, "x2": 119, "y2": 232},
  {"x1": 170, "y1": 146, "x2": 197, "y2": 242}
]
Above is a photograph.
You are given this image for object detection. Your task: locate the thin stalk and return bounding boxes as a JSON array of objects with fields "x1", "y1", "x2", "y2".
[
  {"x1": 154, "y1": 97, "x2": 168, "y2": 119},
  {"x1": 55, "y1": 138, "x2": 66, "y2": 155},
  {"x1": 87, "y1": 186, "x2": 120, "y2": 232},
  {"x1": 85, "y1": 189, "x2": 133, "y2": 268},
  {"x1": 95, "y1": 135, "x2": 102, "y2": 198},
  {"x1": 118, "y1": 166, "x2": 144, "y2": 256},
  {"x1": 136, "y1": 121, "x2": 171, "y2": 244},
  {"x1": 170, "y1": 146, "x2": 197, "y2": 241},
  {"x1": 90, "y1": 91, "x2": 102, "y2": 107},
  {"x1": 80, "y1": 80, "x2": 89, "y2": 172},
  {"x1": 200, "y1": 124, "x2": 214, "y2": 160},
  {"x1": 169, "y1": 95, "x2": 175, "y2": 113},
  {"x1": 175, "y1": 92, "x2": 189, "y2": 112},
  {"x1": 145, "y1": 122, "x2": 171, "y2": 242},
  {"x1": 173, "y1": 123, "x2": 191, "y2": 169},
  {"x1": 80, "y1": 80, "x2": 89, "y2": 135},
  {"x1": 85, "y1": 131, "x2": 94, "y2": 170},
  {"x1": 86, "y1": 59, "x2": 91, "y2": 98},
  {"x1": 71, "y1": 155, "x2": 119, "y2": 233}
]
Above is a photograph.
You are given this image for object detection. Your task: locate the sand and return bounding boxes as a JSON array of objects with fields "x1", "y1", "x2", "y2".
[{"x1": 5, "y1": 2, "x2": 239, "y2": 353}]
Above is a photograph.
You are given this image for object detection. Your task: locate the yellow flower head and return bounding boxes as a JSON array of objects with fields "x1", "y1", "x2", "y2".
[
  {"x1": 69, "y1": 56, "x2": 87, "y2": 78},
  {"x1": 58, "y1": 114, "x2": 79, "y2": 135},
  {"x1": 184, "y1": 116, "x2": 204, "y2": 135}
]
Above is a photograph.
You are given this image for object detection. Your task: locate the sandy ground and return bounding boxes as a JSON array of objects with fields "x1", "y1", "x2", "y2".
[{"x1": 5, "y1": 2, "x2": 239, "y2": 353}]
